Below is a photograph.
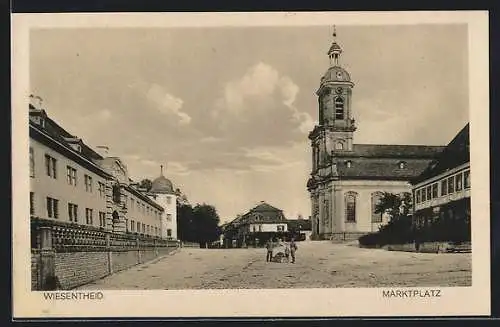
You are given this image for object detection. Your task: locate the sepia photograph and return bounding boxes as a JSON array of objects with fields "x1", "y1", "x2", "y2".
[{"x1": 12, "y1": 11, "x2": 490, "y2": 318}]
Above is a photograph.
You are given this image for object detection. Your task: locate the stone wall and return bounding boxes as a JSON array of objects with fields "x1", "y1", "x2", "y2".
[
  {"x1": 31, "y1": 217, "x2": 180, "y2": 291},
  {"x1": 31, "y1": 251, "x2": 40, "y2": 290},
  {"x1": 54, "y1": 252, "x2": 109, "y2": 289}
]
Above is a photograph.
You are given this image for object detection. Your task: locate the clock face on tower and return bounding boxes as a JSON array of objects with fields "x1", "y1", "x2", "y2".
[
  {"x1": 336, "y1": 87, "x2": 343, "y2": 94},
  {"x1": 336, "y1": 71, "x2": 343, "y2": 80}
]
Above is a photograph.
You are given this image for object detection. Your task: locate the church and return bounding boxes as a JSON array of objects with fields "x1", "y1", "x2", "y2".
[{"x1": 306, "y1": 29, "x2": 446, "y2": 241}]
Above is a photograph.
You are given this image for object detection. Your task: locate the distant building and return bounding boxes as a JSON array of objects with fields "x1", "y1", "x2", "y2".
[
  {"x1": 306, "y1": 29, "x2": 445, "y2": 241},
  {"x1": 411, "y1": 124, "x2": 470, "y2": 232},
  {"x1": 222, "y1": 202, "x2": 312, "y2": 247},
  {"x1": 29, "y1": 95, "x2": 176, "y2": 240}
]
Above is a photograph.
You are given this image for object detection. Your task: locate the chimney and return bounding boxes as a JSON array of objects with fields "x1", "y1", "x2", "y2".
[{"x1": 96, "y1": 145, "x2": 110, "y2": 157}]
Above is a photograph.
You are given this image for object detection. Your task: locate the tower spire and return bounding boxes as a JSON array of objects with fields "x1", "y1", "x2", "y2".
[{"x1": 328, "y1": 25, "x2": 342, "y2": 66}]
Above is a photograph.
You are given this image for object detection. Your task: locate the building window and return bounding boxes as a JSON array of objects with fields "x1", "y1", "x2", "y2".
[
  {"x1": 84, "y1": 175, "x2": 93, "y2": 192},
  {"x1": 167, "y1": 214, "x2": 172, "y2": 222},
  {"x1": 137, "y1": 222, "x2": 141, "y2": 233},
  {"x1": 426, "y1": 186, "x2": 432, "y2": 200},
  {"x1": 421, "y1": 187, "x2": 427, "y2": 202},
  {"x1": 142, "y1": 223, "x2": 145, "y2": 234},
  {"x1": 167, "y1": 229, "x2": 172, "y2": 237},
  {"x1": 130, "y1": 220, "x2": 135, "y2": 232},
  {"x1": 345, "y1": 192, "x2": 357, "y2": 222},
  {"x1": 258, "y1": 225, "x2": 262, "y2": 232},
  {"x1": 30, "y1": 192, "x2": 34, "y2": 215},
  {"x1": 46, "y1": 197, "x2": 59, "y2": 219},
  {"x1": 416, "y1": 189, "x2": 421, "y2": 204},
  {"x1": 130, "y1": 198, "x2": 134, "y2": 210},
  {"x1": 447, "y1": 176, "x2": 455, "y2": 194},
  {"x1": 455, "y1": 173, "x2": 463, "y2": 191},
  {"x1": 371, "y1": 192, "x2": 383, "y2": 223},
  {"x1": 85, "y1": 208, "x2": 93, "y2": 225},
  {"x1": 66, "y1": 166, "x2": 77, "y2": 186},
  {"x1": 68, "y1": 203, "x2": 78, "y2": 222},
  {"x1": 464, "y1": 170, "x2": 471, "y2": 189},
  {"x1": 334, "y1": 97, "x2": 344, "y2": 120},
  {"x1": 432, "y1": 183, "x2": 438, "y2": 199},
  {"x1": 252, "y1": 225, "x2": 256, "y2": 232},
  {"x1": 99, "y1": 212, "x2": 106, "y2": 228},
  {"x1": 45, "y1": 154, "x2": 57, "y2": 179},
  {"x1": 398, "y1": 161, "x2": 406, "y2": 169},
  {"x1": 30, "y1": 147, "x2": 35, "y2": 177},
  {"x1": 335, "y1": 142, "x2": 344, "y2": 150},
  {"x1": 277, "y1": 225, "x2": 285, "y2": 232},
  {"x1": 98, "y1": 182, "x2": 105, "y2": 198},
  {"x1": 441, "y1": 179, "x2": 448, "y2": 196},
  {"x1": 112, "y1": 184, "x2": 121, "y2": 203},
  {"x1": 346, "y1": 160, "x2": 352, "y2": 168}
]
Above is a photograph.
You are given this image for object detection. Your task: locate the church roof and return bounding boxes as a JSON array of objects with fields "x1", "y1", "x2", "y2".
[
  {"x1": 336, "y1": 144, "x2": 445, "y2": 159},
  {"x1": 321, "y1": 144, "x2": 446, "y2": 181},
  {"x1": 334, "y1": 157, "x2": 434, "y2": 181},
  {"x1": 411, "y1": 124, "x2": 469, "y2": 184}
]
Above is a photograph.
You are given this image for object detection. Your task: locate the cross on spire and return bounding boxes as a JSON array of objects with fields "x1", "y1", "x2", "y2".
[{"x1": 332, "y1": 25, "x2": 337, "y2": 39}]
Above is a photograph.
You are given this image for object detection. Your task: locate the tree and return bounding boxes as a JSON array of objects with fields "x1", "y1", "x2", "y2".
[
  {"x1": 192, "y1": 204, "x2": 222, "y2": 248},
  {"x1": 177, "y1": 202, "x2": 195, "y2": 242},
  {"x1": 139, "y1": 179, "x2": 153, "y2": 192}
]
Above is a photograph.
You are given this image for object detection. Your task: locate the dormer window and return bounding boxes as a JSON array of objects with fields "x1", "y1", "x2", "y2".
[
  {"x1": 398, "y1": 161, "x2": 407, "y2": 169},
  {"x1": 346, "y1": 160, "x2": 352, "y2": 168},
  {"x1": 335, "y1": 142, "x2": 344, "y2": 150}
]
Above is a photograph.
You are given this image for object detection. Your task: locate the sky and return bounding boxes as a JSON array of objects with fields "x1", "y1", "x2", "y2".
[{"x1": 29, "y1": 24, "x2": 469, "y2": 223}]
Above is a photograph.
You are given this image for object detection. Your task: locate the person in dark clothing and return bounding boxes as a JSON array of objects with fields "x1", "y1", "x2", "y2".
[
  {"x1": 265, "y1": 239, "x2": 274, "y2": 262},
  {"x1": 290, "y1": 238, "x2": 298, "y2": 263}
]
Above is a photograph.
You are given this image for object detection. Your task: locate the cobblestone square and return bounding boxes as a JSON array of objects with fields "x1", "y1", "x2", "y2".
[{"x1": 78, "y1": 241, "x2": 471, "y2": 290}]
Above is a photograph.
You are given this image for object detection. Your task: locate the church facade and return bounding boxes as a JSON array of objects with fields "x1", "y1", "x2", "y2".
[{"x1": 307, "y1": 30, "x2": 446, "y2": 241}]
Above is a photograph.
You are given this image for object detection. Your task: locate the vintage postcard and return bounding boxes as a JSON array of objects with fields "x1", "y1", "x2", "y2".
[{"x1": 12, "y1": 11, "x2": 490, "y2": 318}]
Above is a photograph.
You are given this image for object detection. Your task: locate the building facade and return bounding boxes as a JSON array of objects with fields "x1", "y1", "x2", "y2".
[
  {"x1": 306, "y1": 30, "x2": 445, "y2": 241},
  {"x1": 411, "y1": 124, "x2": 470, "y2": 239},
  {"x1": 29, "y1": 96, "x2": 177, "y2": 240},
  {"x1": 222, "y1": 202, "x2": 311, "y2": 247}
]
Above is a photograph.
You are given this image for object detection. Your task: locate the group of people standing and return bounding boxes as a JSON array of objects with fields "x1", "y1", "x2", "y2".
[{"x1": 265, "y1": 238, "x2": 298, "y2": 263}]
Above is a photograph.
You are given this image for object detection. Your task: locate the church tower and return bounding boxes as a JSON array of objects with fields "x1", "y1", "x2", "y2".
[
  {"x1": 311, "y1": 26, "x2": 356, "y2": 171},
  {"x1": 307, "y1": 26, "x2": 356, "y2": 239}
]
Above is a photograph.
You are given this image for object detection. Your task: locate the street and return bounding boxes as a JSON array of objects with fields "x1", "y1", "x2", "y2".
[{"x1": 78, "y1": 241, "x2": 471, "y2": 290}]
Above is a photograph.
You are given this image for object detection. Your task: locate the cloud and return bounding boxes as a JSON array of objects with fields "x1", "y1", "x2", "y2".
[
  {"x1": 213, "y1": 62, "x2": 314, "y2": 135},
  {"x1": 130, "y1": 80, "x2": 191, "y2": 125}
]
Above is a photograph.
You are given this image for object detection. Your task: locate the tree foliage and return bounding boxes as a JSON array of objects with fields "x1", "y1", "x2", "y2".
[
  {"x1": 139, "y1": 179, "x2": 153, "y2": 192},
  {"x1": 176, "y1": 192, "x2": 221, "y2": 247}
]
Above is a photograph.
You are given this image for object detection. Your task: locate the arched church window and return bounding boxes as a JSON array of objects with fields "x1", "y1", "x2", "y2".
[
  {"x1": 335, "y1": 142, "x2": 344, "y2": 150},
  {"x1": 345, "y1": 191, "x2": 358, "y2": 222},
  {"x1": 371, "y1": 192, "x2": 384, "y2": 223},
  {"x1": 334, "y1": 97, "x2": 344, "y2": 120}
]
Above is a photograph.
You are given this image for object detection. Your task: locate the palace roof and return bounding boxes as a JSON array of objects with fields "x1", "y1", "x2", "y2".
[{"x1": 411, "y1": 123, "x2": 470, "y2": 184}]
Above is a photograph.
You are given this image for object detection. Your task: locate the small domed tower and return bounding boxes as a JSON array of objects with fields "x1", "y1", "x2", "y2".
[{"x1": 150, "y1": 165, "x2": 177, "y2": 240}]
